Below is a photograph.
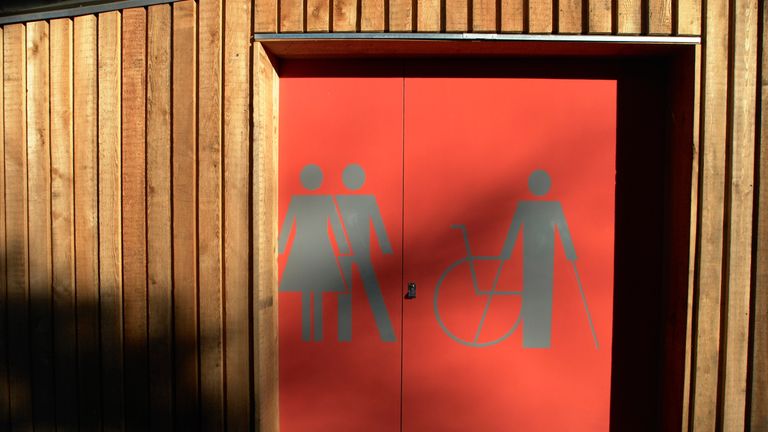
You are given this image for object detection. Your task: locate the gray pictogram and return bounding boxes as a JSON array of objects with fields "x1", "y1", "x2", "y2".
[
  {"x1": 434, "y1": 170, "x2": 599, "y2": 349},
  {"x1": 279, "y1": 164, "x2": 396, "y2": 342}
]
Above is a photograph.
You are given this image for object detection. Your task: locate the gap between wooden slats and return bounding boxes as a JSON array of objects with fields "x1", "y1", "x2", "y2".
[
  {"x1": 146, "y1": 4, "x2": 174, "y2": 431},
  {"x1": 198, "y1": 0, "x2": 226, "y2": 429},
  {"x1": 26, "y1": 20, "x2": 55, "y2": 431},
  {"x1": 172, "y1": 1, "x2": 200, "y2": 430},
  {"x1": 4, "y1": 22, "x2": 32, "y2": 430}
]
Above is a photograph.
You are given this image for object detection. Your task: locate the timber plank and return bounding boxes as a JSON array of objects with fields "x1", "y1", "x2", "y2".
[
  {"x1": 721, "y1": 0, "x2": 758, "y2": 427},
  {"x1": 750, "y1": 2, "x2": 768, "y2": 428},
  {"x1": 172, "y1": 2, "x2": 200, "y2": 429},
  {"x1": 121, "y1": 8, "x2": 149, "y2": 431},
  {"x1": 147, "y1": 5, "x2": 173, "y2": 431},
  {"x1": 224, "y1": 0, "x2": 253, "y2": 430},
  {"x1": 361, "y1": 0, "x2": 386, "y2": 31},
  {"x1": 445, "y1": 0, "x2": 468, "y2": 32},
  {"x1": 676, "y1": 0, "x2": 701, "y2": 35},
  {"x1": 529, "y1": 0, "x2": 553, "y2": 33},
  {"x1": 97, "y1": 11, "x2": 124, "y2": 429},
  {"x1": 417, "y1": 0, "x2": 441, "y2": 31},
  {"x1": 648, "y1": 0, "x2": 672, "y2": 34},
  {"x1": 73, "y1": 15, "x2": 101, "y2": 430},
  {"x1": 280, "y1": 0, "x2": 304, "y2": 31},
  {"x1": 588, "y1": 0, "x2": 611, "y2": 33},
  {"x1": 389, "y1": 0, "x2": 414, "y2": 30},
  {"x1": 307, "y1": 0, "x2": 330, "y2": 31},
  {"x1": 50, "y1": 17, "x2": 78, "y2": 431},
  {"x1": 253, "y1": 41, "x2": 280, "y2": 432},
  {"x1": 198, "y1": 0, "x2": 226, "y2": 429},
  {"x1": 616, "y1": 0, "x2": 641, "y2": 34},
  {"x1": 473, "y1": 0, "x2": 497, "y2": 32},
  {"x1": 558, "y1": 0, "x2": 582, "y2": 33},
  {"x1": 255, "y1": 0, "x2": 278, "y2": 32},
  {"x1": 3, "y1": 23, "x2": 32, "y2": 431},
  {"x1": 691, "y1": 0, "x2": 729, "y2": 427},
  {"x1": 26, "y1": 20, "x2": 55, "y2": 431},
  {"x1": 333, "y1": 0, "x2": 358, "y2": 31},
  {"x1": 0, "y1": 26, "x2": 7, "y2": 432},
  {"x1": 500, "y1": 0, "x2": 524, "y2": 32}
]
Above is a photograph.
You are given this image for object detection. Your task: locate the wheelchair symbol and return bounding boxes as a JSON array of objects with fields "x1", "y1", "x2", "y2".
[{"x1": 433, "y1": 224, "x2": 524, "y2": 347}]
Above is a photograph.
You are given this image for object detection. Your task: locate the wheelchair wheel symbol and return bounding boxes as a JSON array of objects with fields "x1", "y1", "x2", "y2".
[{"x1": 433, "y1": 224, "x2": 524, "y2": 347}]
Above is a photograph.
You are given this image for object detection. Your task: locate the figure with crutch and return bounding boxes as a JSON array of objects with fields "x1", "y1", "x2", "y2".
[
  {"x1": 336, "y1": 164, "x2": 396, "y2": 342},
  {"x1": 500, "y1": 170, "x2": 599, "y2": 349},
  {"x1": 279, "y1": 164, "x2": 350, "y2": 341}
]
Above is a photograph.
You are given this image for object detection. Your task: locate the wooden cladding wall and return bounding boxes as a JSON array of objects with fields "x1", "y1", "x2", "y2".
[
  {"x1": 0, "y1": 0, "x2": 765, "y2": 432},
  {"x1": 254, "y1": 0, "x2": 701, "y2": 35},
  {"x1": 0, "y1": 1, "x2": 280, "y2": 430}
]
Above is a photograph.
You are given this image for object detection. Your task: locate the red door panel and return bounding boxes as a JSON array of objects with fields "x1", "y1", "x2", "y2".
[
  {"x1": 403, "y1": 77, "x2": 616, "y2": 431},
  {"x1": 278, "y1": 61, "x2": 403, "y2": 432}
]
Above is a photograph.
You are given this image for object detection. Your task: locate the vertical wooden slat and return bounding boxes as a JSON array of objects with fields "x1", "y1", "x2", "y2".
[
  {"x1": 253, "y1": 41, "x2": 280, "y2": 432},
  {"x1": 500, "y1": 0, "x2": 524, "y2": 32},
  {"x1": 529, "y1": 0, "x2": 553, "y2": 33},
  {"x1": 73, "y1": 14, "x2": 101, "y2": 431},
  {"x1": 172, "y1": 2, "x2": 199, "y2": 430},
  {"x1": 721, "y1": 0, "x2": 758, "y2": 427},
  {"x1": 676, "y1": 0, "x2": 701, "y2": 35},
  {"x1": 588, "y1": 0, "x2": 612, "y2": 33},
  {"x1": 224, "y1": 0, "x2": 253, "y2": 429},
  {"x1": 682, "y1": 44, "x2": 702, "y2": 432},
  {"x1": 750, "y1": 3, "x2": 768, "y2": 429},
  {"x1": 199, "y1": 0, "x2": 226, "y2": 429},
  {"x1": 4, "y1": 23, "x2": 32, "y2": 431},
  {"x1": 147, "y1": 5, "x2": 173, "y2": 431},
  {"x1": 26, "y1": 20, "x2": 55, "y2": 431},
  {"x1": 389, "y1": 0, "x2": 414, "y2": 30},
  {"x1": 417, "y1": 0, "x2": 441, "y2": 31},
  {"x1": 648, "y1": 0, "x2": 672, "y2": 34},
  {"x1": 361, "y1": 0, "x2": 386, "y2": 30},
  {"x1": 50, "y1": 17, "x2": 78, "y2": 431},
  {"x1": 0, "y1": 25, "x2": 8, "y2": 432},
  {"x1": 445, "y1": 0, "x2": 469, "y2": 32},
  {"x1": 255, "y1": 0, "x2": 279, "y2": 32},
  {"x1": 333, "y1": 0, "x2": 358, "y2": 31},
  {"x1": 617, "y1": 0, "x2": 642, "y2": 34},
  {"x1": 280, "y1": 0, "x2": 304, "y2": 31},
  {"x1": 97, "y1": 11, "x2": 124, "y2": 429},
  {"x1": 558, "y1": 0, "x2": 582, "y2": 33},
  {"x1": 474, "y1": 0, "x2": 498, "y2": 32},
  {"x1": 121, "y1": 8, "x2": 149, "y2": 431},
  {"x1": 690, "y1": 0, "x2": 729, "y2": 427},
  {"x1": 307, "y1": 0, "x2": 330, "y2": 31}
]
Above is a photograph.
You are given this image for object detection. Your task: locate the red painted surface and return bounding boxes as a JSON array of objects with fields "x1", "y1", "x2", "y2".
[
  {"x1": 279, "y1": 61, "x2": 615, "y2": 431},
  {"x1": 403, "y1": 77, "x2": 616, "y2": 431},
  {"x1": 278, "y1": 62, "x2": 403, "y2": 432}
]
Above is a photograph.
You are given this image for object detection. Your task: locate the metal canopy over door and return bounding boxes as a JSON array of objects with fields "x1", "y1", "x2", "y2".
[{"x1": 278, "y1": 60, "x2": 616, "y2": 431}]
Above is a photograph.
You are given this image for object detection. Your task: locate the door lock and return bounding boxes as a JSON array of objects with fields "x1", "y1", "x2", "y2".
[{"x1": 406, "y1": 282, "x2": 417, "y2": 299}]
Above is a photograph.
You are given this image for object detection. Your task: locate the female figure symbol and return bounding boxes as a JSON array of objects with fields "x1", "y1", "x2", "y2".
[
  {"x1": 278, "y1": 164, "x2": 349, "y2": 341},
  {"x1": 279, "y1": 163, "x2": 395, "y2": 342}
]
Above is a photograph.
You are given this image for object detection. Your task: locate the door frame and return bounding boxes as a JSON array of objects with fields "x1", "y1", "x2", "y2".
[{"x1": 252, "y1": 37, "x2": 699, "y2": 431}]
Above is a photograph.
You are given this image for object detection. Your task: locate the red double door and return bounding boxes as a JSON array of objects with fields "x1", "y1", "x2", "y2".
[{"x1": 278, "y1": 60, "x2": 616, "y2": 431}]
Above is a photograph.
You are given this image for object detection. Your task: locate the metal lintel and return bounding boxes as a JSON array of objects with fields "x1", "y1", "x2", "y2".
[
  {"x1": 0, "y1": 0, "x2": 179, "y2": 26},
  {"x1": 253, "y1": 32, "x2": 701, "y2": 45}
]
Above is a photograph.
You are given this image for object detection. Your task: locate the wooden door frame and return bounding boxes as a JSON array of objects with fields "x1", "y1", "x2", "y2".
[{"x1": 251, "y1": 38, "x2": 700, "y2": 431}]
